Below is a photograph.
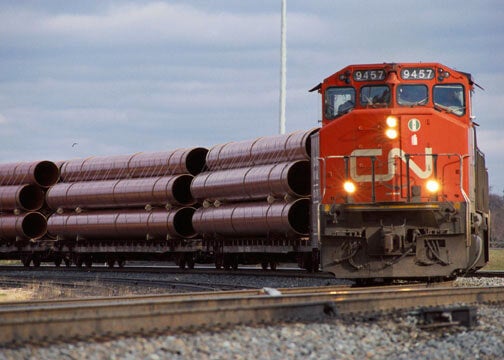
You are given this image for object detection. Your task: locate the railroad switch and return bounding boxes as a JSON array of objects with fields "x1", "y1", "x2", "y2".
[{"x1": 413, "y1": 306, "x2": 477, "y2": 329}]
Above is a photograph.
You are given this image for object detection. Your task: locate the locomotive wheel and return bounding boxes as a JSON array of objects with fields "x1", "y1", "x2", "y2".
[
  {"x1": 261, "y1": 261, "x2": 268, "y2": 270},
  {"x1": 75, "y1": 257, "x2": 83, "y2": 268},
  {"x1": 269, "y1": 262, "x2": 277, "y2": 271},
  {"x1": 32, "y1": 257, "x2": 41, "y2": 267},
  {"x1": 54, "y1": 258, "x2": 62, "y2": 267},
  {"x1": 107, "y1": 258, "x2": 116, "y2": 268},
  {"x1": 84, "y1": 258, "x2": 92, "y2": 268},
  {"x1": 117, "y1": 259, "x2": 125, "y2": 268},
  {"x1": 64, "y1": 258, "x2": 71, "y2": 267}
]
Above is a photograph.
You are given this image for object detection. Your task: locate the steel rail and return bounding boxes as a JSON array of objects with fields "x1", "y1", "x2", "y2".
[{"x1": 1, "y1": 284, "x2": 500, "y2": 346}]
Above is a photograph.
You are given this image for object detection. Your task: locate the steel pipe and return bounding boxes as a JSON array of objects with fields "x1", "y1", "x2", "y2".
[
  {"x1": 0, "y1": 160, "x2": 59, "y2": 188},
  {"x1": 46, "y1": 175, "x2": 194, "y2": 210},
  {"x1": 59, "y1": 147, "x2": 208, "y2": 182},
  {"x1": 191, "y1": 161, "x2": 310, "y2": 202},
  {"x1": 0, "y1": 184, "x2": 45, "y2": 212},
  {"x1": 192, "y1": 199, "x2": 309, "y2": 237},
  {"x1": 47, "y1": 208, "x2": 196, "y2": 240},
  {"x1": 205, "y1": 128, "x2": 318, "y2": 170},
  {"x1": 0, "y1": 212, "x2": 47, "y2": 240}
]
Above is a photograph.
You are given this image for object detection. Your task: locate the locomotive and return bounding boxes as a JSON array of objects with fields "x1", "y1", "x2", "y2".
[
  {"x1": 311, "y1": 62, "x2": 489, "y2": 279},
  {"x1": 0, "y1": 62, "x2": 490, "y2": 280}
]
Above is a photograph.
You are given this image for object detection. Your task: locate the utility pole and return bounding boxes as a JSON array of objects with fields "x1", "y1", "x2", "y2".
[{"x1": 279, "y1": 0, "x2": 287, "y2": 134}]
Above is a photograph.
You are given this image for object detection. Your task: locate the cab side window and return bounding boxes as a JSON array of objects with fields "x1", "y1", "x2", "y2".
[
  {"x1": 433, "y1": 84, "x2": 465, "y2": 116},
  {"x1": 325, "y1": 87, "x2": 355, "y2": 119}
]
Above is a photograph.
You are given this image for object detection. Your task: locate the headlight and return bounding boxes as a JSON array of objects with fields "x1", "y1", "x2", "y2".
[
  {"x1": 426, "y1": 179, "x2": 440, "y2": 193},
  {"x1": 343, "y1": 181, "x2": 356, "y2": 194},
  {"x1": 386, "y1": 116, "x2": 398, "y2": 127},
  {"x1": 385, "y1": 128, "x2": 398, "y2": 139}
]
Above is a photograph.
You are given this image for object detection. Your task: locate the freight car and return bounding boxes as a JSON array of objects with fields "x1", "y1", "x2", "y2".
[{"x1": 0, "y1": 62, "x2": 490, "y2": 280}]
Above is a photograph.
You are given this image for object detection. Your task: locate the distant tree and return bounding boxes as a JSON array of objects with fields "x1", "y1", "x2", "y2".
[{"x1": 489, "y1": 193, "x2": 504, "y2": 248}]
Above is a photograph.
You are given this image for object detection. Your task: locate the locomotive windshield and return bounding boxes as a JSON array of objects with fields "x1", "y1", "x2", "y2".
[
  {"x1": 325, "y1": 87, "x2": 355, "y2": 119},
  {"x1": 397, "y1": 85, "x2": 428, "y2": 106},
  {"x1": 434, "y1": 84, "x2": 465, "y2": 116},
  {"x1": 360, "y1": 85, "x2": 390, "y2": 107}
]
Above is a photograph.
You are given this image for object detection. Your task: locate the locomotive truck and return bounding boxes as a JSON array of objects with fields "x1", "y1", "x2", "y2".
[{"x1": 0, "y1": 62, "x2": 490, "y2": 280}]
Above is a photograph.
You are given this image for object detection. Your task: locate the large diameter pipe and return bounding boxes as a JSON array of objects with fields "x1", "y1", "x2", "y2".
[
  {"x1": 0, "y1": 212, "x2": 47, "y2": 240},
  {"x1": 0, "y1": 160, "x2": 59, "y2": 188},
  {"x1": 191, "y1": 161, "x2": 310, "y2": 202},
  {"x1": 205, "y1": 128, "x2": 318, "y2": 170},
  {"x1": 0, "y1": 184, "x2": 45, "y2": 212},
  {"x1": 47, "y1": 208, "x2": 196, "y2": 240},
  {"x1": 192, "y1": 199, "x2": 309, "y2": 237},
  {"x1": 59, "y1": 147, "x2": 208, "y2": 182},
  {"x1": 46, "y1": 175, "x2": 194, "y2": 210}
]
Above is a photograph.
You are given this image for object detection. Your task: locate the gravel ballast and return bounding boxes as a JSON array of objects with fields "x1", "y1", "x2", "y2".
[{"x1": 0, "y1": 277, "x2": 503, "y2": 360}]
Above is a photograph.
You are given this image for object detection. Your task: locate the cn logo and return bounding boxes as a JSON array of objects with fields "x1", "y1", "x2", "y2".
[{"x1": 349, "y1": 148, "x2": 433, "y2": 182}]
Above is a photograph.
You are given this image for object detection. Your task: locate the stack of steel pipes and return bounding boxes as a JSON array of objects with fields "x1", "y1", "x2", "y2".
[
  {"x1": 0, "y1": 160, "x2": 59, "y2": 243},
  {"x1": 191, "y1": 128, "x2": 318, "y2": 238},
  {"x1": 46, "y1": 148, "x2": 208, "y2": 241}
]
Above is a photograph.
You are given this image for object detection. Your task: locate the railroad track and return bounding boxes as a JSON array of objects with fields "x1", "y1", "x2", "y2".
[
  {"x1": 0, "y1": 264, "x2": 334, "y2": 279},
  {"x1": 0, "y1": 272, "x2": 260, "y2": 295},
  {"x1": 2, "y1": 282, "x2": 502, "y2": 346}
]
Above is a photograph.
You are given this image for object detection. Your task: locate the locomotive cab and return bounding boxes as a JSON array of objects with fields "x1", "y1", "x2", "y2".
[{"x1": 311, "y1": 63, "x2": 490, "y2": 279}]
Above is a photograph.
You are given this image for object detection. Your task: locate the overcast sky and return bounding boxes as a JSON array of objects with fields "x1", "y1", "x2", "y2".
[{"x1": 1, "y1": 1, "x2": 503, "y2": 191}]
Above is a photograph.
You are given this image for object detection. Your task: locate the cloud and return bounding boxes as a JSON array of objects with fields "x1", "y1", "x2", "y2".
[{"x1": 0, "y1": 1, "x2": 503, "y2": 190}]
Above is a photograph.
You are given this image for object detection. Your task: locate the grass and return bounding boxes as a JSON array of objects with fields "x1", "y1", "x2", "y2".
[{"x1": 486, "y1": 248, "x2": 504, "y2": 270}]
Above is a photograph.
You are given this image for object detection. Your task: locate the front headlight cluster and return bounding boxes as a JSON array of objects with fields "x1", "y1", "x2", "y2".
[{"x1": 385, "y1": 116, "x2": 398, "y2": 139}]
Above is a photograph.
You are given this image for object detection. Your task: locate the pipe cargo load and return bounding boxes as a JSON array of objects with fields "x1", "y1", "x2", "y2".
[
  {"x1": 191, "y1": 160, "x2": 310, "y2": 203},
  {"x1": 0, "y1": 160, "x2": 59, "y2": 188},
  {"x1": 46, "y1": 175, "x2": 194, "y2": 210},
  {"x1": 59, "y1": 147, "x2": 208, "y2": 182},
  {"x1": 192, "y1": 198, "x2": 310, "y2": 237},
  {"x1": 47, "y1": 207, "x2": 196, "y2": 240},
  {"x1": 205, "y1": 128, "x2": 317, "y2": 170},
  {"x1": 0, "y1": 184, "x2": 45, "y2": 212},
  {"x1": 0, "y1": 212, "x2": 47, "y2": 240}
]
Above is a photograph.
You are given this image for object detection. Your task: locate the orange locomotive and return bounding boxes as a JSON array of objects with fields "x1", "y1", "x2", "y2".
[{"x1": 311, "y1": 63, "x2": 490, "y2": 279}]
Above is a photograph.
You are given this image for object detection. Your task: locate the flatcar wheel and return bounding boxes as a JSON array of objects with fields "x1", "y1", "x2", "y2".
[
  {"x1": 64, "y1": 258, "x2": 71, "y2": 267},
  {"x1": 107, "y1": 259, "x2": 116, "y2": 268},
  {"x1": 84, "y1": 258, "x2": 92, "y2": 268},
  {"x1": 269, "y1": 262, "x2": 277, "y2": 271},
  {"x1": 117, "y1": 259, "x2": 125, "y2": 268},
  {"x1": 32, "y1": 257, "x2": 41, "y2": 268},
  {"x1": 261, "y1": 261, "x2": 268, "y2": 270},
  {"x1": 21, "y1": 256, "x2": 31, "y2": 267},
  {"x1": 215, "y1": 255, "x2": 224, "y2": 270},
  {"x1": 54, "y1": 258, "x2": 62, "y2": 267},
  {"x1": 232, "y1": 260, "x2": 238, "y2": 271},
  {"x1": 75, "y1": 257, "x2": 83, "y2": 268},
  {"x1": 187, "y1": 256, "x2": 195, "y2": 270}
]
